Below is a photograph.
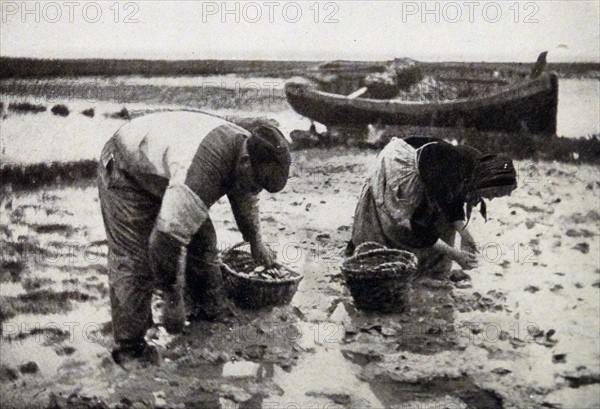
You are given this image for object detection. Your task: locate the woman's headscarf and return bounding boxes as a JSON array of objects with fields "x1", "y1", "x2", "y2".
[
  {"x1": 417, "y1": 142, "x2": 477, "y2": 222},
  {"x1": 470, "y1": 154, "x2": 518, "y2": 194},
  {"x1": 417, "y1": 140, "x2": 517, "y2": 227},
  {"x1": 464, "y1": 153, "x2": 518, "y2": 226}
]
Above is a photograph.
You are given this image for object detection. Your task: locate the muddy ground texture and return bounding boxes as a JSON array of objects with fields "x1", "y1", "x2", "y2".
[{"x1": 1, "y1": 149, "x2": 599, "y2": 408}]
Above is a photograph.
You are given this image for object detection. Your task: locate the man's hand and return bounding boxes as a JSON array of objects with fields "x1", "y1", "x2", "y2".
[
  {"x1": 162, "y1": 285, "x2": 186, "y2": 334},
  {"x1": 250, "y1": 239, "x2": 276, "y2": 267},
  {"x1": 149, "y1": 229, "x2": 188, "y2": 334}
]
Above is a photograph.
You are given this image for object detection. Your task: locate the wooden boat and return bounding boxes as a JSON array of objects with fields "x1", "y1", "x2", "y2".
[{"x1": 285, "y1": 62, "x2": 558, "y2": 135}]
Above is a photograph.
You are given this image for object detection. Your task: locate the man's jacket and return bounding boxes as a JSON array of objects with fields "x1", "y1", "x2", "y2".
[{"x1": 101, "y1": 111, "x2": 260, "y2": 245}]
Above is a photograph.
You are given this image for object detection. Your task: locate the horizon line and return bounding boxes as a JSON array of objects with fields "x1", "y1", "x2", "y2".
[{"x1": 1, "y1": 55, "x2": 599, "y2": 64}]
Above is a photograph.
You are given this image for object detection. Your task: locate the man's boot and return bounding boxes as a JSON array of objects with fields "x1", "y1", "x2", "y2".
[{"x1": 112, "y1": 340, "x2": 160, "y2": 365}]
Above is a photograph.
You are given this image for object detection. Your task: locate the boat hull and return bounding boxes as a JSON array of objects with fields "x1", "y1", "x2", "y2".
[{"x1": 285, "y1": 73, "x2": 558, "y2": 135}]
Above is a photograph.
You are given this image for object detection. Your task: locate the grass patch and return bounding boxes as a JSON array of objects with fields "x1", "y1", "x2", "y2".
[
  {"x1": 0, "y1": 57, "x2": 598, "y2": 79},
  {"x1": 301, "y1": 126, "x2": 600, "y2": 165},
  {"x1": 60, "y1": 264, "x2": 108, "y2": 276},
  {"x1": 456, "y1": 129, "x2": 600, "y2": 164},
  {"x1": 0, "y1": 259, "x2": 27, "y2": 282},
  {"x1": 82, "y1": 282, "x2": 108, "y2": 297},
  {"x1": 0, "y1": 224, "x2": 10, "y2": 237},
  {"x1": 8, "y1": 102, "x2": 46, "y2": 114},
  {"x1": 4, "y1": 326, "x2": 70, "y2": 343},
  {"x1": 0, "y1": 290, "x2": 97, "y2": 323},
  {"x1": 0, "y1": 238, "x2": 67, "y2": 266},
  {"x1": 30, "y1": 223, "x2": 74, "y2": 235},
  {"x1": 22, "y1": 277, "x2": 54, "y2": 291},
  {"x1": 0, "y1": 303, "x2": 18, "y2": 323},
  {"x1": 0, "y1": 239, "x2": 30, "y2": 281},
  {"x1": 3, "y1": 82, "x2": 289, "y2": 111},
  {"x1": 81, "y1": 108, "x2": 95, "y2": 118},
  {"x1": 0, "y1": 160, "x2": 98, "y2": 191},
  {"x1": 105, "y1": 107, "x2": 130, "y2": 120},
  {"x1": 0, "y1": 365, "x2": 19, "y2": 382},
  {"x1": 0, "y1": 57, "x2": 316, "y2": 79},
  {"x1": 51, "y1": 104, "x2": 70, "y2": 117}
]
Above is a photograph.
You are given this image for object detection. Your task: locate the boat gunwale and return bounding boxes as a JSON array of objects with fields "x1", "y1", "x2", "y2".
[{"x1": 284, "y1": 72, "x2": 557, "y2": 115}]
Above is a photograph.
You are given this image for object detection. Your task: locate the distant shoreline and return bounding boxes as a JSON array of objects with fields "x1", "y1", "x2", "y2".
[{"x1": 1, "y1": 57, "x2": 598, "y2": 80}]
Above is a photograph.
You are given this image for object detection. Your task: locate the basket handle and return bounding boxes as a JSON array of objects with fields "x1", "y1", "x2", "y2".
[
  {"x1": 221, "y1": 242, "x2": 250, "y2": 256},
  {"x1": 354, "y1": 241, "x2": 387, "y2": 255},
  {"x1": 221, "y1": 241, "x2": 296, "y2": 273}
]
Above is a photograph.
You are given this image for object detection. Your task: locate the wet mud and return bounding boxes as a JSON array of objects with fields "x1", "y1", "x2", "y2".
[{"x1": 1, "y1": 148, "x2": 599, "y2": 408}]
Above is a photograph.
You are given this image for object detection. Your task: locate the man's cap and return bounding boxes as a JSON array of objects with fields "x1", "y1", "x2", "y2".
[{"x1": 247, "y1": 125, "x2": 291, "y2": 193}]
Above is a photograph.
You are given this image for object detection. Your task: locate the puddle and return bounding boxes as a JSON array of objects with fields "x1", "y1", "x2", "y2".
[
  {"x1": 271, "y1": 321, "x2": 383, "y2": 408},
  {"x1": 366, "y1": 376, "x2": 502, "y2": 409},
  {"x1": 223, "y1": 360, "x2": 262, "y2": 378}
]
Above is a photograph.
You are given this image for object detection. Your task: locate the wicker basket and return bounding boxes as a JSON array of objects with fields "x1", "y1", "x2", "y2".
[
  {"x1": 341, "y1": 242, "x2": 418, "y2": 312},
  {"x1": 220, "y1": 243, "x2": 303, "y2": 309}
]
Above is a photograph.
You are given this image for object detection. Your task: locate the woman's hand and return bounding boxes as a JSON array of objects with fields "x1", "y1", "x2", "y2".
[
  {"x1": 432, "y1": 238, "x2": 478, "y2": 271},
  {"x1": 250, "y1": 239, "x2": 276, "y2": 267},
  {"x1": 461, "y1": 239, "x2": 478, "y2": 254},
  {"x1": 452, "y1": 248, "x2": 479, "y2": 270}
]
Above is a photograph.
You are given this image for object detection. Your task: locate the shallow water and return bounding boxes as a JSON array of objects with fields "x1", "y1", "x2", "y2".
[
  {"x1": 0, "y1": 95, "x2": 311, "y2": 164},
  {"x1": 557, "y1": 78, "x2": 600, "y2": 138},
  {"x1": 1, "y1": 77, "x2": 598, "y2": 164},
  {"x1": 1, "y1": 302, "x2": 111, "y2": 378}
]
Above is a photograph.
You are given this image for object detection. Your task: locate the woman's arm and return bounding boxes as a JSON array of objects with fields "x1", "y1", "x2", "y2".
[{"x1": 452, "y1": 220, "x2": 478, "y2": 253}]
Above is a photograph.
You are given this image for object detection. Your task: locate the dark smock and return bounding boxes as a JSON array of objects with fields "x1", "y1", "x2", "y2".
[{"x1": 351, "y1": 137, "x2": 467, "y2": 275}]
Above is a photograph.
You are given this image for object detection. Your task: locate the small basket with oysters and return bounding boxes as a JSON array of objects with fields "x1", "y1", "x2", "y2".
[{"x1": 220, "y1": 242, "x2": 302, "y2": 309}]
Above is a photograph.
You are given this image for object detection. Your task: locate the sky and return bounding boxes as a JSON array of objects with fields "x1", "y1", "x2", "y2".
[{"x1": 1, "y1": 0, "x2": 599, "y2": 62}]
